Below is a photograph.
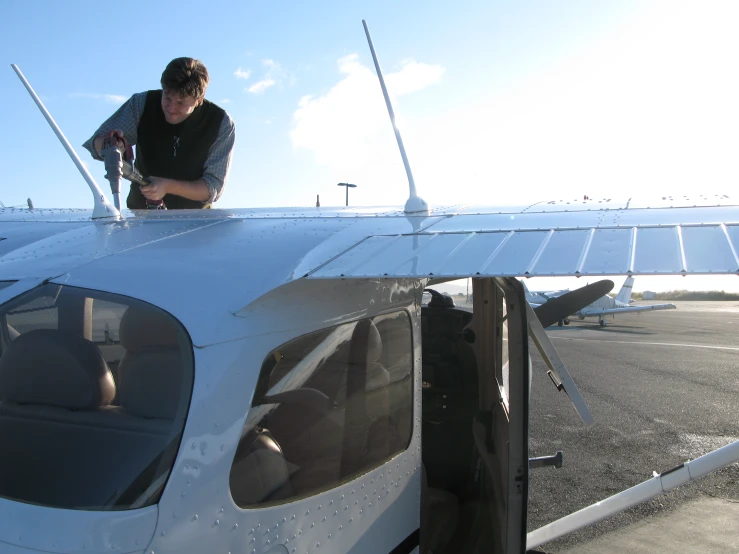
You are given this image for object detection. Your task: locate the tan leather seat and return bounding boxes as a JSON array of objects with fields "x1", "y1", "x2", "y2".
[
  {"x1": 117, "y1": 306, "x2": 183, "y2": 420},
  {"x1": 421, "y1": 464, "x2": 460, "y2": 554},
  {"x1": 0, "y1": 329, "x2": 169, "y2": 508}
]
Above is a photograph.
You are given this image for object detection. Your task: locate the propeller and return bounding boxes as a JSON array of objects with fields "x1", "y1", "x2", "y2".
[{"x1": 532, "y1": 279, "x2": 614, "y2": 328}]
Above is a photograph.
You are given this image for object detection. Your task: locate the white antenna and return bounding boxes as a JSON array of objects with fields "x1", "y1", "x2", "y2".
[
  {"x1": 10, "y1": 64, "x2": 121, "y2": 219},
  {"x1": 362, "y1": 20, "x2": 429, "y2": 215}
]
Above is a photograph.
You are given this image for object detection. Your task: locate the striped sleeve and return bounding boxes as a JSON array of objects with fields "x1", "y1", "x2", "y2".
[
  {"x1": 201, "y1": 112, "x2": 236, "y2": 204},
  {"x1": 82, "y1": 92, "x2": 147, "y2": 160}
]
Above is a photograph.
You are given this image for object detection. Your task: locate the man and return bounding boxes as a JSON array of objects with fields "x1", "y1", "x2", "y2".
[{"x1": 84, "y1": 57, "x2": 235, "y2": 209}]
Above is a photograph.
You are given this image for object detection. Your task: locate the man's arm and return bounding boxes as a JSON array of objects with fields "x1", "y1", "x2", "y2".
[
  {"x1": 82, "y1": 93, "x2": 146, "y2": 159},
  {"x1": 200, "y1": 113, "x2": 236, "y2": 203}
]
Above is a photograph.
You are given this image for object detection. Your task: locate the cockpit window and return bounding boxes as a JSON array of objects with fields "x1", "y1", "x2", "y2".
[
  {"x1": 230, "y1": 311, "x2": 414, "y2": 507},
  {"x1": 0, "y1": 284, "x2": 193, "y2": 510}
]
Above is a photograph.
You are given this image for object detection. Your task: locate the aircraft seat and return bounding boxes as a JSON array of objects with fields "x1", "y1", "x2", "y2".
[
  {"x1": 0, "y1": 328, "x2": 115, "y2": 416},
  {"x1": 421, "y1": 463, "x2": 460, "y2": 554},
  {"x1": 0, "y1": 329, "x2": 173, "y2": 507},
  {"x1": 117, "y1": 306, "x2": 183, "y2": 420},
  {"x1": 230, "y1": 426, "x2": 294, "y2": 506}
]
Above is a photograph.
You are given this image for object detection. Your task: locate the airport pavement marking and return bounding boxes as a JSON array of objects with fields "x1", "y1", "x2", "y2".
[{"x1": 550, "y1": 336, "x2": 739, "y2": 351}]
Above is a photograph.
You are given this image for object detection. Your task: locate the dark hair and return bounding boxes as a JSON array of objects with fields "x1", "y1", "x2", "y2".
[{"x1": 160, "y1": 57, "x2": 209, "y2": 100}]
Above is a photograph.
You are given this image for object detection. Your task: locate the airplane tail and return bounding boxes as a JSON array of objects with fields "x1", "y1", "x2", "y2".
[{"x1": 615, "y1": 277, "x2": 635, "y2": 304}]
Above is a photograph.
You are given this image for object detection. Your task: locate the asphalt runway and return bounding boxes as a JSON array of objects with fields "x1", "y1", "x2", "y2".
[{"x1": 527, "y1": 301, "x2": 739, "y2": 552}]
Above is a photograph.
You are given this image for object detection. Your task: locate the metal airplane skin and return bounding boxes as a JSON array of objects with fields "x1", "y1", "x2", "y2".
[{"x1": 3, "y1": 21, "x2": 739, "y2": 554}]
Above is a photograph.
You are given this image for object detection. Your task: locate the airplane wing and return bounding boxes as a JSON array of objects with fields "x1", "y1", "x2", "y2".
[
  {"x1": 306, "y1": 200, "x2": 739, "y2": 279},
  {"x1": 540, "y1": 289, "x2": 569, "y2": 298},
  {"x1": 578, "y1": 303, "x2": 677, "y2": 317},
  {"x1": 1, "y1": 199, "x2": 737, "y2": 346}
]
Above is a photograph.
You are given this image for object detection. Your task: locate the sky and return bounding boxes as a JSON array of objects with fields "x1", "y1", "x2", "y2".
[{"x1": 2, "y1": 1, "x2": 739, "y2": 291}]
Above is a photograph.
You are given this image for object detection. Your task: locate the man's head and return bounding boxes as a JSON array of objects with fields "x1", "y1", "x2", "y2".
[{"x1": 160, "y1": 57, "x2": 209, "y2": 125}]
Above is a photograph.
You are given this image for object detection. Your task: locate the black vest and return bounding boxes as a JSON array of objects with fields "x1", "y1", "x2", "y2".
[{"x1": 129, "y1": 90, "x2": 225, "y2": 209}]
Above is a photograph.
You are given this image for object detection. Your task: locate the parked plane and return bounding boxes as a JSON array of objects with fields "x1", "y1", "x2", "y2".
[
  {"x1": 521, "y1": 281, "x2": 570, "y2": 306},
  {"x1": 575, "y1": 277, "x2": 676, "y2": 327},
  {"x1": 522, "y1": 280, "x2": 615, "y2": 327},
  {"x1": 3, "y1": 21, "x2": 739, "y2": 554},
  {"x1": 522, "y1": 281, "x2": 566, "y2": 306}
]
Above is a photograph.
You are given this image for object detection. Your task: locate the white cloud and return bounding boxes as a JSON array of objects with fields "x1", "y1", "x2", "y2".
[
  {"x1": 289, "y1": 4, "x2": 739, "y2": 208},
  {"x1": 248, "y1": 78, "x2": 276, "y2": 94},
  {"x1": 234, "y1": 67, "x2": 251, "y2": 80},
  {"x1": 220, "y1": 98, "x2": 232, "y2": 104},
  {"x1": 289, "y1": 54, "x2": 445, "y2": 204},
  {"x1": 247, "y1": 59, "x2": 286, "y2": 95},
  {"x1": 386, "y1": 58, "x2": 445, "y2": 95},
  {"x1": 70, "y1": 93, "x2": 127, "y2": 104}
]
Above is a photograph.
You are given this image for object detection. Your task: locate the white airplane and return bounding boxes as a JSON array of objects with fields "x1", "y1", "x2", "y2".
[
  {"x1": 3, "y1": 21, "x2": 739, "y2": 554},
  {"x1": 522, "y1": 280, "x2": 616, "y2": 327},
  {"x1": 521, "y1": 281, "x2": 570, "y2": 306},
  {"x1": 574, "y1": 277, "x2": 677, "y2": 327}
]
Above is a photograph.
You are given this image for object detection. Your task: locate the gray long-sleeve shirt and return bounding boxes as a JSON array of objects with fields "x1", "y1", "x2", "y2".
[{"x1": 83, "y1": 91, "x2": 235, "y2": 203}]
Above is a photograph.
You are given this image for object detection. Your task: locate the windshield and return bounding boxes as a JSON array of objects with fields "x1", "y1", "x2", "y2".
[{"x1": 0, "y1": 284, "x2": 193, "y2": 510}]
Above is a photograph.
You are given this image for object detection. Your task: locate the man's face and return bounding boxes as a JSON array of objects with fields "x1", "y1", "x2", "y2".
[{"x1": 161, "y1": 89, "x2": 202, "y2": 124}]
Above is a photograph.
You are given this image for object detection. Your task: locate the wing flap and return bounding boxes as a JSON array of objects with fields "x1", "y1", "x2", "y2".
[{"x1": 307, "y1": 223, "x2": 739, "y2": 279}]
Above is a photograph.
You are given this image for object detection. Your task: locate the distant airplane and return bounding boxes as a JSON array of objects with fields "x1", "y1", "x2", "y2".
[
  {"x1": 574, "y1": 277, "x2": 676, "y2": 326},
  {"x1": 521, "y1": 281, "x2": 570, "y2": 306},
  {"x1": 522, "y1": 280, "x2": 615, "y2": 327}
]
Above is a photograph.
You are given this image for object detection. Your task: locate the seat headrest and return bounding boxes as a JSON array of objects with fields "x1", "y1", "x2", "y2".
[
  {"x1": 119, "y1": 306, "x2": 180, "y2": 351},
  {"x1": 349, "y1": 320, "x2": 382, "y2": 363},
  {"x1": 368, "y1": 321, "x2": 382, "y2": 362},
  {"x1": 0, "y1": 329, "x2": 115, "y2": 409},
  {"x1": 118, "y1": 351, "x2": 183, "y2": 419}
]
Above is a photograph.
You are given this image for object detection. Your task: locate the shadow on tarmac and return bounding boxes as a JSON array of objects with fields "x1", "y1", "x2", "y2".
[{"x1": 546, "y1": 324, "x2": 656, "y2": 336}]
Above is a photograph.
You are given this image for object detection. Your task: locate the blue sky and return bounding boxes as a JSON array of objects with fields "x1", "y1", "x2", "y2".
[{"x1": 2, "y1": 1, "x2": 739, "y2": 291}]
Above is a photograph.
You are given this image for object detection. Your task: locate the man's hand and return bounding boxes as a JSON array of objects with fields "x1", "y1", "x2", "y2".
[
  {"x1": 140, "y1": 177, "x2": 211, "y2": 203},
  {"x1": 103, "y1": 129, "x2": 126, "y2": 148},
  {"x1": 140, "y1": 176, "x2": 171, "y2": 201},
  {"x1": 94, "y1": 129, "x2": 127, "y2": 157}
]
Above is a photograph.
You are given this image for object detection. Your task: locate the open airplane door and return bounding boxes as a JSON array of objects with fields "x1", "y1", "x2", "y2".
[
  {"x1": 304, "y1": 237, "x2": 614, "y2": 552},
  {"x1": 307, "y1": 249, "x2": 537, "y2": 552},
  {"x1": 465, "y1": 277, "x2": 529, "y2": 553}
]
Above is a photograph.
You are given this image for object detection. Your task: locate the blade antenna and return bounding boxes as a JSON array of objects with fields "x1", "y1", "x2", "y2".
[
  {"x1": 11, "y1": 64, "x2": 121, "y2": 219},
  {"x1": 362, "y1": 20, "x2": 429, "y2": 215}
]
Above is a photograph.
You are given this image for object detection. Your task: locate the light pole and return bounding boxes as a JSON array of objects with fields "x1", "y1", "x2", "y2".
[{"x1": 337, "y1": 183, "x2": 357, "y2": 206}]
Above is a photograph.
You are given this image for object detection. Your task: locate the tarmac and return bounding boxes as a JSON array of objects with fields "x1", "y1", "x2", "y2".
[
  {"x1": 558, "y1": 496, "x2": 739, "y2": 553},
  {"x1": 526, "y1": 301, "x2": 739, "y2": 553}
]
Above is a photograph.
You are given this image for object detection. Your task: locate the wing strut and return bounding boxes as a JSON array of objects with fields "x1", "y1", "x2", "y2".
[
  {"x1": 526, "y1": 302, "x2": 594, "y2": 426},
  {"x1": 527, "y1": 439, "x2": 739, "y2": 549}
]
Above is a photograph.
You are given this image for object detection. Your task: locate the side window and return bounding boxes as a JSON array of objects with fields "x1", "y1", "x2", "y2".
[
  {"x1": 6, "y1": 288, "x2": 59, "y2": 335},
  {"x1": 0, "y1": 284, "x2": 194, "y2": 510},
  {"x1": 230, "y1": 311, "x2": 414, "y2": 507}
]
